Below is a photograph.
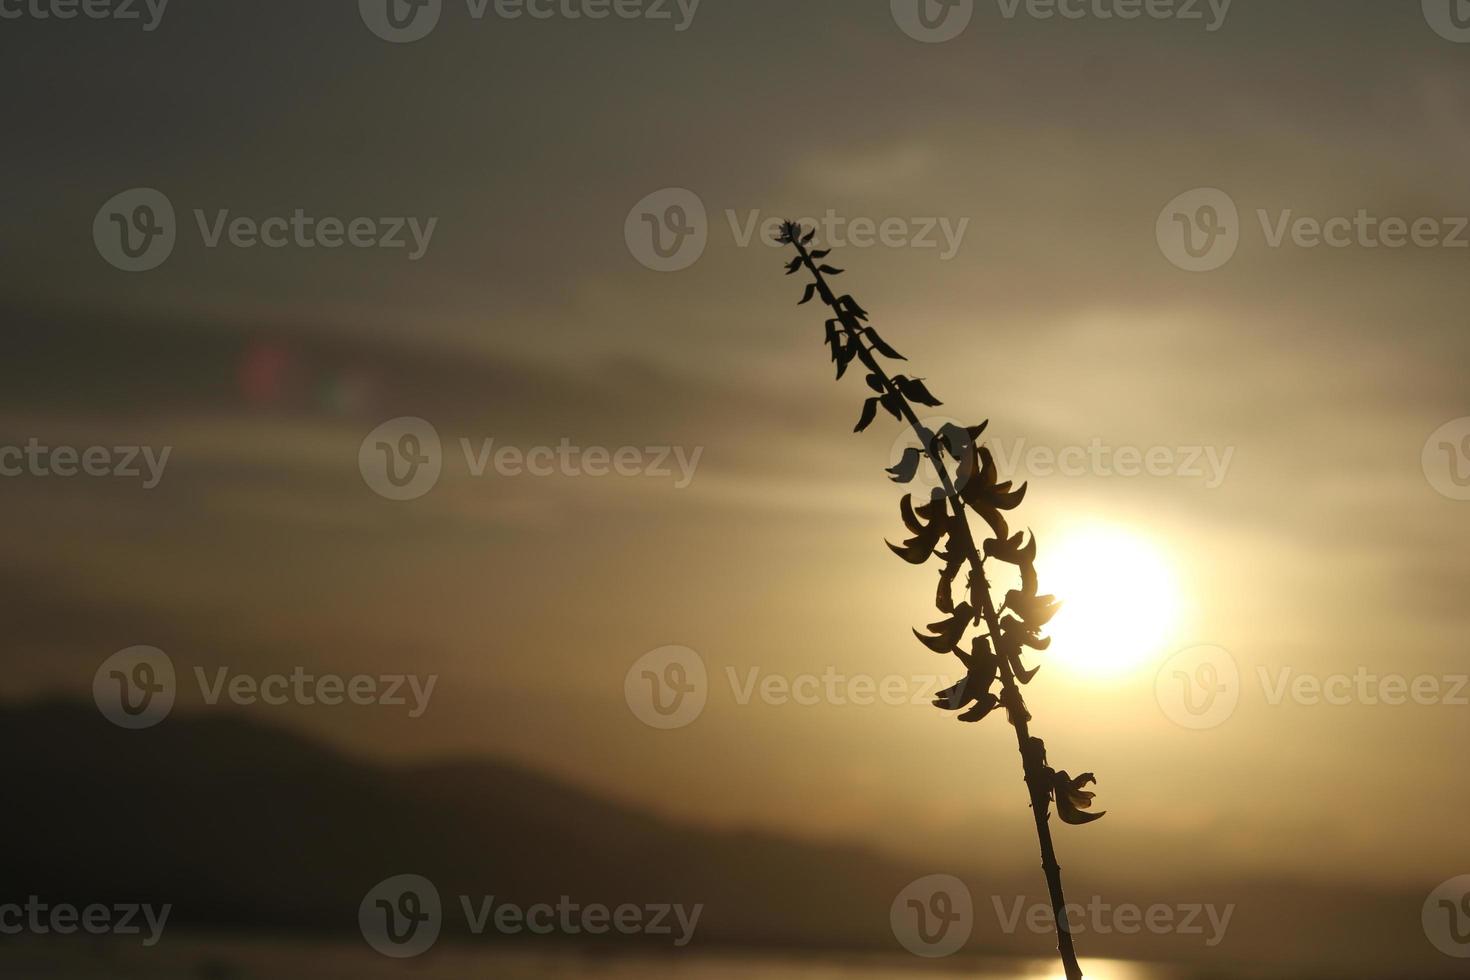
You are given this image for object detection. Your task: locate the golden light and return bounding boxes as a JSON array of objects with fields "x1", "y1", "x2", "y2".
[
  {"x1": 1024, "y1": 960, "x2": 1162, "y2": 980},
  {"x1": 1038, "y1": 523, "x2": 1182, "y2": 678}
]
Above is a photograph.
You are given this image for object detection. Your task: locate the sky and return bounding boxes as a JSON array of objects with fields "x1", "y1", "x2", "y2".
[{"x1": 2, "y1": 0, "x2": 1469, "y2": 921}]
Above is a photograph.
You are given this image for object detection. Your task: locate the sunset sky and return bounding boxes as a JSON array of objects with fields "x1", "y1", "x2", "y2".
[{"x1": 3, "y1": 0, "x2": 1469, "y2": 933}]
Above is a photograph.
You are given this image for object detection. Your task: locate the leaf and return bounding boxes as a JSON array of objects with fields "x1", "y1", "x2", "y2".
[
  {"x1": 865, "y1": 373, "x2": 885, "y2": 393},
  {"x1": 946, "y1": 638, "x2": 1000, "y2": 706},
  {"x1": 897, "y1": 377, "x2": 943, "y2": 407},
  {"x1": 984, "y1": 531, "x2": 1036, "y2": 567},
  {"x1": 837, "y1": 295, "x2": 869, "y2": 320},
  {"x1": 899, "y1": 495, "x2": 925, "y2": 534},
  {"x1": 835, "y1": 342, "x2": 859, "y2": 380},
  {"x1": 887, "y1": 535, "x2": 938, "y2": 565},
  {"x1": 915, "y1": 495, "x2": 949, "y2": 523},
  {"x1": 891, "y1": 494, "x2": 949, "y2": 563},
  {"x1": 957, "y1": 444, "x2": 1030, "y2": 517},
  {"x1": 936, "y1": 423, "x2": 972, "y2": 459},
  {"x1": 956, "y1": 693, "x2": 1000, "y2": 722},
  {"x1": 879, "y1": 392, "x2": 905, "y2": 420},
  {"x1": 932, "y1": 677, "x2": 971, "y2": 711},
  {"x1": 1017, "y1": 553, "x2": 1037, "y2": 597},
  {"x1": 864, "y1": 327, "x2": 906, "y2": 360},
  {"x1": 1006, "y1": 589, "x2": 1061, "y2": 628},
  {"x1": 1052, "y1": 770, "x2": 1106, "y2": 826},
  {"x1": 785, "y1": 256, "x2": 803, "y2": 275},
  {"x1": 926, "y1": 604, "x2": 971, "y2": 634},
  {"x1": 887, "y1": 447, "x2": 923, "y2": 483},
  {"x1": 970, "y1": 501, "x2": 1009, "y2": 544},
  {"x1": 912, "y1": 627, "x2": 956, "y2": 654},
  {"x1": 810, "y1": 249, "x2": 831, "y2": 260},
  {"x1": 991, "y1": 481, "x2": 1028, "y2": 511},
  {"x1": 799, "y1": 283, "x2": 818, "y2": 305},
  {"x1": 854, "y1": 397, "x2": 880, "y2": 433},
  {"x1": 1000, "y1": 612, "x2": 1052, "y2": 652},
  {"x1": 938, "y1": 421, "x2": 989, "y2": 461},
  {"x1": 818, "y1": 265, "x2": 845, "y2": 275},
  {"x1": 801, "y1": 229, "x2": 816, "y2": 244},
  {"x1": 954, "y1": 444, "x2": 996, "y2": 505},
  {"x1": 914, "y1": 602, "x2": 972, "y2": 653}
]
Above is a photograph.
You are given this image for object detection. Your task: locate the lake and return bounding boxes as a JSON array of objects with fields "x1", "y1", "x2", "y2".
[{"x1": 2, "y1": 939, "x2": 1189, "y2": 979}]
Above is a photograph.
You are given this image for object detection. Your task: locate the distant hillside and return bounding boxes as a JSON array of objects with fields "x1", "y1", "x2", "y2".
[
  {"x1": 1, "y1": 702, "x2": 1456, "y2": 978},
  {"x1": 0, "y1": 701, "x2": 931, "y2": 948}
]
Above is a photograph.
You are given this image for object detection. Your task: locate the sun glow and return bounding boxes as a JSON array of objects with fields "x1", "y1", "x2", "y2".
[{"x1": 1038, "y1": 523, "x2": 1182, "y2": 678}]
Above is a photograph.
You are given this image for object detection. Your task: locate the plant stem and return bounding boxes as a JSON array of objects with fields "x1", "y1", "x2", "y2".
[{"x1": 790, "y1": 237, "x2": 1085, "y2": 980}]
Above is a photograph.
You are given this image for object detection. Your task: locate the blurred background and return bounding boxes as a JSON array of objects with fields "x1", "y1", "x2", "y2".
[{"x1": 2, "y1": 1, "x2": 1469, "y2": 977}]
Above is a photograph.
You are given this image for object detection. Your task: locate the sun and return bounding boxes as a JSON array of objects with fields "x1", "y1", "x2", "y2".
[{"x1": 1036, "y1": 523, "x2": 1182, "y2": 678}]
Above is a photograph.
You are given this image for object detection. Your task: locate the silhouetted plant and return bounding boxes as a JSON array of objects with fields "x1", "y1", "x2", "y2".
[{"x1": 775, "y1": 221, "x2": 1103, "y2": 980}]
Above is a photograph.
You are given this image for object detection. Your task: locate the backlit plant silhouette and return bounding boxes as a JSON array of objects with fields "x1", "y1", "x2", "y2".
[{"x1": 775, "y1": 221, "x2": 1103, "y2": 980}]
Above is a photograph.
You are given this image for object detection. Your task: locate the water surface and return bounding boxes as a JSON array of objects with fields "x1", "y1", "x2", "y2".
[{"x1": 4, "y1": 939, "x2": 1188, "y2": 980}]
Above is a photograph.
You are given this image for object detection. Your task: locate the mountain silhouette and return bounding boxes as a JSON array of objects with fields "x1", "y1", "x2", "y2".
[
  {"x1": 0, "y1": 701, "x2": 925, "y2": 948},
  {"x1": 4, "y1": 701, "x2": 1457, "y2": 978}
]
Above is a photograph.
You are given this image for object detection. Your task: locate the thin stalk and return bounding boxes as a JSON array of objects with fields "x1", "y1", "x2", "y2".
[{"x1": 789, "y1": 236, "x2": 1085, "y2": 980}]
